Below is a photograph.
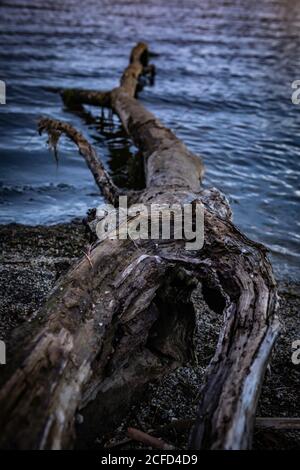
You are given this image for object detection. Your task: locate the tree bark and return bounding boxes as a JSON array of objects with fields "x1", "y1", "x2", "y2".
[{"x1": 0, "y1": 42, "x2": 280, "y2": 450}]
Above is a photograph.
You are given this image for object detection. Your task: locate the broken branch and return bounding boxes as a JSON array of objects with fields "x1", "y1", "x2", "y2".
[
  {"x1": 0, "y1": 42, "x2": 280, "y2": 451},
  {"x1": 127, "y1": 427, "x2": 175, "y2": 450}
]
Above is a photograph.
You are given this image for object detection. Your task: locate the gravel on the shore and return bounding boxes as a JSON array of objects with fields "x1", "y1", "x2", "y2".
[{"x1": 0, "y1": 221, "x2": 299, "y2": 449}]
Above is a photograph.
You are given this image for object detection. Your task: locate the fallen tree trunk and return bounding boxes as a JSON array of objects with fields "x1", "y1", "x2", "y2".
[{"x1": 0, "y1": 43, "x2": 280, "y2": 450}]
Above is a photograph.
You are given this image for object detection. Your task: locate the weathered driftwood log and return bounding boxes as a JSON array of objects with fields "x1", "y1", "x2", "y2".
[
  {"x1": 0, "y1": 43, "x2": 280, "y2": 450},
  {"x1": 47, "y1": 42, "x2": 154, "y2": 110}
]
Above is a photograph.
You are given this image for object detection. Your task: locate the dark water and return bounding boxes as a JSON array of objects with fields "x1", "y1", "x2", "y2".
[{"x1": 0, "y1": 0, "x2": 300, "y2": 279}]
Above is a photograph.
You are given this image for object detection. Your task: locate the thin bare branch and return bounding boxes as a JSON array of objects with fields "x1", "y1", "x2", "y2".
[{"x1": 47, "y1": 42, "x2": 152, "y2": 110}]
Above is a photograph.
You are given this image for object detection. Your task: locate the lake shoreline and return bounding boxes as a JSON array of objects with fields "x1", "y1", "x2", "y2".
[{"x1": 0, "y1": 220, "x2": 299, "y2": 449}]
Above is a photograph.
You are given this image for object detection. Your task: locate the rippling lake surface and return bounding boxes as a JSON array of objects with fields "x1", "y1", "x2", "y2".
[{"x1": 0, "y1": 0, "x2": 299, "y2": 279}]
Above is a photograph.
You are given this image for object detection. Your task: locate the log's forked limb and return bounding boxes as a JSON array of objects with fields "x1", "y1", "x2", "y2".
[
  {"x1": 127, "y1": 427, "x2": 175, "y2": 450},
  {"x1": 120, "y1": 42, "x2": 149, "y2": 97},
  {"x1": 45, "y1": 88, "x2": 112, "y2": 110},
  {"x1": 38, "y1": 117, "x2": 120, "y2": 205},
  {"x1": 61, "y1": 89, "x2": 111, "y2": 109}
]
